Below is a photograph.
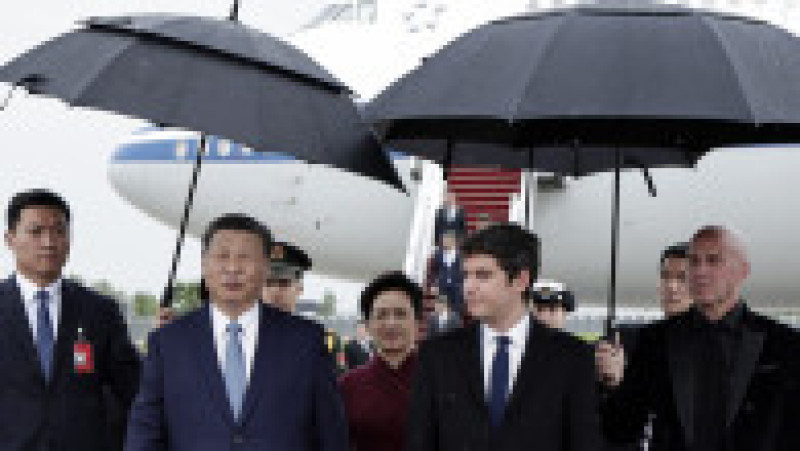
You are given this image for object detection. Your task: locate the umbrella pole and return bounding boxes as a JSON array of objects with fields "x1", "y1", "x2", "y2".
[
  {"x1": 443, "y1": 138, "x2": 453, "y2": 181},
  {"x1": 228, "y1": 0, "x2": 240, "y2": 21},
  {"x1": 526, "y1": 148, "x2": 534, "y2": 231},
  {"x1": 161, "y1": 134, "x2": 206, "y2": 307},
  {"x1": 606, "y1": 147, "x2": 621, "y2": 334}
]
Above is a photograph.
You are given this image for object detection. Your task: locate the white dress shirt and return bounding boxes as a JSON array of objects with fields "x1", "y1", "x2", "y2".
[
  {"x1": 447, "y1": 206, "x2": 459, "y2": 221},
  {"x1": 443, "y1": 249, "x2": 458, "y2": 267},
  {"x1": 16, "y1": 273, "x2": 62, "y2": 342},
  {"x1": 480, "y1": 314, "x2": 531, "y2": 400},
  {"x1": 210, "y1": 301, "x2": 260, "y2": 385}
]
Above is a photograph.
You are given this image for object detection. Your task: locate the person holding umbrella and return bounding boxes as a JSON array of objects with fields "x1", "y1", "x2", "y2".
[
  {"x1": 125, "y1": 214, "x2": 348, "y2": 451},
  {"x1": 599, "y1": 225, "x2": 800, "y2": 451},
  {"x1": 0, "y1": 189, "x2": 141, "y2": 451}
]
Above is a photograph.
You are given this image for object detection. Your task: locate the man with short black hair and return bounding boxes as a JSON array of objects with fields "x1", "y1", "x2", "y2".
[
  {"x1": 407, "y1": 224, "x2": 601, "y2": 451},
  {"x1": 0, "y1": 189, "x2": 141, "y2": 450},
  {"x1": 126, "y1": 213, "x2": 348, "y2": 451},
  {"x1": 339, "y1": 271, "x2": 424, "y2": 451}
]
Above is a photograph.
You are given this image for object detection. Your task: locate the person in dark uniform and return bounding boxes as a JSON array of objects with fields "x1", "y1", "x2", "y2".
[
  {"x1": 426, "y1": 293, "x2": 460, "y2": 337},
  {"x1": 597, "y1": 226, "x2": 800, "y2": 451},
  {"x1": 434, "y1": 191, "x2": 466, "y2": 246},
  {"x1": 528, "y1": 284, "x2": 576, "y2": 331},
  {"x1": 343, "y1": 321, "x2": 372, "y2": 370},
  {"x1": 0, "y1": 189, "x2": 141, "y2": 450},
  {"x1": 262, "y1": 241, "x2": 311, "y2": 314},
  {"x1": 430, "y1": 231, "x2": 464, "y2": 318}
]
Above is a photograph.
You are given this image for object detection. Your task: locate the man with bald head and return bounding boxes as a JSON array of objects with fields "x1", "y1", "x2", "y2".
[{"x1": 599, "y1": 225, "x2": 799, "y2": 451}]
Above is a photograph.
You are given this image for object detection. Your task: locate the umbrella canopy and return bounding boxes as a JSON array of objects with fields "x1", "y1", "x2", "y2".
[
  {"x1": 367, "y1": 3, "x2": 800, "y2": 329},
  {"x1": 369, "y1": 3, "x2": 800, "y2": 150},
  {"x1": 0, "y1": 14, "x2": 404, "y2": 191},
  {"x1": 0, "y1": 13, "x2": 404, "y2": 306}
]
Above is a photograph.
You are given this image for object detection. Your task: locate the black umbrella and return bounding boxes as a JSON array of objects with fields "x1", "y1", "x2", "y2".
[
  {"x1": 1, "y1": 10, "x2": 404, "y2": 306},
  {"x1": 368, "y1": 3, "x2": 800, "y2": 330}
]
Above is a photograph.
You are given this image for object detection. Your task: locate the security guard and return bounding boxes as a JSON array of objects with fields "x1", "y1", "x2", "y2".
[
  {"x1": 528, "y1": 283, "x2": 575, "y2": 331},
  {"x1": 262, "y1": 242, "x2": 312, "y2": 314}
]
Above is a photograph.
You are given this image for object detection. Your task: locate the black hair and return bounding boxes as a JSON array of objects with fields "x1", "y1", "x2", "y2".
[
  {"x1": 660, "y1": 242, "x2": 689, "y2": 267},
  {"x1": 360, "y1": 271, "x2": 424, "y2": 321},
  {"x1": 201, "y1": 213, "x2": 272, "y2": 257},
  {"x1": 461, "y1": 223, "x2": 540, "y2": 282},
  {"x1": 7, "y1": 189, "x2": 70, "y2": 230}
]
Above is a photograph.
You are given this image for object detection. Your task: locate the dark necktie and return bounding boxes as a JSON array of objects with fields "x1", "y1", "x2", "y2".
[
  {"x1": 35, "y1": 290, "x2": 54, "y2": 382},
  {"x1": 489, "y1": 335, "x2": 511, "y2": 429}
]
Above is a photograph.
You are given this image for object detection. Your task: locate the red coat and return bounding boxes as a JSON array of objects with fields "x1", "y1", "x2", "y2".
[{"x1": 339, "y1": 354, "x2": 418, "y2": 451}]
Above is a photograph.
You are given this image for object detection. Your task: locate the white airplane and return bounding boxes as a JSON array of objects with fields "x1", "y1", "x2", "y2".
[{"x1": 108, "y1": 0, "x2": 800, "y2": 312}]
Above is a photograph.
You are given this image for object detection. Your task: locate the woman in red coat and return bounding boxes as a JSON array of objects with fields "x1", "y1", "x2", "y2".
[{"x1": 339, "y1": 272, "x2": 424, "y2": 451}]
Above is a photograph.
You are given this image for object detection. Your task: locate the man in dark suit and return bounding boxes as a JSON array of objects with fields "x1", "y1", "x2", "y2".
[
  {"x1": 125, "y1": 214, "x2": 348, "y2": 451},
  {"x1": 433, "y1": 191, "x2": 466, "y2": 246},
  {"x1": 598, "y1": 225, "x2": 800, "y2": 451},
  {"x1": 431, "y1": 231, "x2": 464, "y2": 318},
  {"x1": 343, "y1": 322, "x2": 372, "y2": 370},
  {"x1": 0, "y1": 189, "x2": 141, "y2": 451},
  {"x1": 407, "y1": 224, "x2": 601, "y2": 451}
]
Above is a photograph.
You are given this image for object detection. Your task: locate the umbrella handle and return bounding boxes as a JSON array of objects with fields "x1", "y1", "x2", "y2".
[{"x1": 162, "y1": 134, "x2": 206, "y2": 307}]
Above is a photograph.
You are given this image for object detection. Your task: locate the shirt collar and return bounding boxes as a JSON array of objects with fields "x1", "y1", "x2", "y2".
[
  {"x1": 691, "y1": 301, "x2": 746, "y2": 331},
  {"x1": 210, "y1": 300, "x2": 260, "y2": 337},
  {"x1": 482, "y1": 313, "x2": 530, "y2": 348},
  {"x1": 15, "y1": 272, "x2": 62, "y2": 304}
]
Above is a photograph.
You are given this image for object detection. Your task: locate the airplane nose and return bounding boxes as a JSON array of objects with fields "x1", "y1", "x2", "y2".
[{"x1": 107, "y1": 129, "x2": 207, "y2": 235}]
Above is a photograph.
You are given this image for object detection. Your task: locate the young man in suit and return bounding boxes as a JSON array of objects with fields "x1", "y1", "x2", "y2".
[
  {"x1": 406, "y1": 223, "x2": 601, "y2": 451},
  {"x1": 0, "y1": 189, "x2": 141, "y2": 450},
  {"x1": 125, "y1": 214, "x2": 348, "y2": 451},
  {"x1": 598, "y1": 226, "x2": 800, "y2": 451}
]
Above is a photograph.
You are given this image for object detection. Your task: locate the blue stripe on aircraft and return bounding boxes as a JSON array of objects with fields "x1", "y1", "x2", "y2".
[{"x1": 112, "y1": 136, "x2": 409, "y2": 163}]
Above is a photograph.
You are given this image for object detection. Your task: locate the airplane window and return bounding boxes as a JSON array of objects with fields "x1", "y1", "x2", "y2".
[
  {"x1": 202, "y1": 139, "x2": 211, "y2": 156},
  {"x1": 242, "y1": 146, "x2": 253, "y2": 156},
  {"x1": 175, "y1": 140, "x2": 187, "y2": 159},
  {"x1": 218, "y1": 139, "x2": 231, "y2": 157}
]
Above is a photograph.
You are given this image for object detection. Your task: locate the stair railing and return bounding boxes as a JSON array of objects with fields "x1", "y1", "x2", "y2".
[{"x1": 403, "y1": 158, "x2": 445, "y2": 285}]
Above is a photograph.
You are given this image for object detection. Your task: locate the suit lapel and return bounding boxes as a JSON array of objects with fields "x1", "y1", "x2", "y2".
[
  {"x1": 455, "y1": 324, "x2": 487, "y2": 412},
  {"x1": 0, "y1": 277, "x2": 43, "y2": 384},
  {"x1": 725, "y1": 315, "x2": 764, "y2": 429},
  {"x1": 504, "y1": 316, "x2": 547, "y2": 422},
  {"x1": 667, "y1": 319, "x2": 695, "y2": 446},
  {"x1": 239, "y1": 304, "x2": 285, "y2": 425},
  {"x1": 189, "y1": 304, "x2": 236, "y2": 427}
]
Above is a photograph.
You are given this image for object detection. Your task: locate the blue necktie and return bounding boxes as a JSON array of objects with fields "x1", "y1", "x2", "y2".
[
  {"x1": 35, "y1": 290, "x2": 54, "y2": 382},
  {"x1": 224, "y1": 322, "x2": 246, "y2": 420},
  {"x1": 489, "y1": 335, "x2": 511, "y2": 429}
]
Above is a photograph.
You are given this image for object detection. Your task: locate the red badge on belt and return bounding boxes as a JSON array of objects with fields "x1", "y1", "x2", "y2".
[{"x1": 73, "y1": 327, "x2": 94, "y2": 374}]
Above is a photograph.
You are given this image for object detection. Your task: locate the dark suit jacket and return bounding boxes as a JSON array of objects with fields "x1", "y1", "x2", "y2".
[
  {"x1": 601, "y1": 305, "x2": 800, "y2": 451},
  {"x1": 406, "y1": 315, "x2": 601, "y2": 451},
  {"x1": 434, "y1": 206, "x2": 466, "y2": 245},
  {"x1": 431, "y1": 251, "x2": 464, "y2": 313},
  {"x1": 0, "y1": 276, "x2": 141, "y2": 451},
  {"x1": 343, "y1": 339, "x2": 371, "y2": 370},
  {"x1": 125, "y1": 302, "x2": 349, "y2": 451}
]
